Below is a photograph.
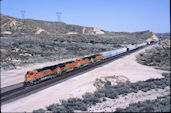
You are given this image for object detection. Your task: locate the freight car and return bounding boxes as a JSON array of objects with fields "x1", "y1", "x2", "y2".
[
  {"x1": 101, "y1": 47, "x2": 127, "y2": 59},
  {"x1": 127, "y1": 44, "x2": 137, "y2": 51},
  {"x1": 24, "y1": 42, "x2": 150, "y2": 86}
]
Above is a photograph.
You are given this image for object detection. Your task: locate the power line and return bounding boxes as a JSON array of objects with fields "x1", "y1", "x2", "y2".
[{"x1": 56, "y1": 12, "x2": 62, "y2": 22}]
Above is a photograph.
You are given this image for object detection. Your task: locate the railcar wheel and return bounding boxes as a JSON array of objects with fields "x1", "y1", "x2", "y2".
[
  {"x1": 57, "y1": 71, "x2": 61, "y2": 76},
  {"x1": 33, "y1": 81, "x2": 37, "y2": 85},
  {"x1": 52, "y1": 75, "x2": 56, "y2": 78},
  {"x1": 25, "y1": 82, "x2": 30, "y2": 87},
  {"x1": 50, "y1": 75, "x2": 53, "y2": 79},
  {"x1": 36, "y1": 80, "x2": 39, "y2": 84},
  {"x1": 29, "y1": 82, "x2": 33, "y2": 86}
]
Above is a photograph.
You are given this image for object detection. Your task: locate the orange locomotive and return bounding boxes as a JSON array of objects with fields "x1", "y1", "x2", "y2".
[{"x1": 24, "y1": 54, "x2": 103, "y2": 86}]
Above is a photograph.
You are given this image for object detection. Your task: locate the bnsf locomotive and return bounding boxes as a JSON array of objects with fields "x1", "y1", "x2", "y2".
[
  {"x1": 24, "y1": 54, "x2": 103, "y2": 86},
  {"x1": 24, "y1": 41, "x2": 153, "y2": 86}
]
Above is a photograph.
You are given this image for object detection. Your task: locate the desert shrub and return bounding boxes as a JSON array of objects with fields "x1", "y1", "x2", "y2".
[
  {"x1": 61, "y1": 98, "x2": 87, "y2": 111},
  {"x1": 139, "y1": 53, "x2": 143, "y2": 57},
  {"x1": 83, "y1": 93, "x2": 101, "y2": 105},
  {"x1": 51, "y1": 105, "x2": 68, "y2": 113},
  {"x1": 94, "y1": 75, "x2": 170, "y2": 99},
  {"x1": 46, "y1": 103, "x2": 69, "y2": 112},
  {"x1": 33, "y1": 108, "x2": 46, "y2": 113},
  {"x1": 116, "y1": 94, "x2": 170, "y2": 112},
  {"x1": 94, "y1": 90, "x2": 106, "y2": 98},
  {"x1": 162, "y1": 73, "x2": 170, "y2": 78},
  {"x1": 94, "y1": 87, "x2": 119, "y2": 99},
  {"x1": 46, "y1": 103, "x2": 61, "y2": 111},
  {"x1": 104, "y1": 81, "x2": 111, "y2": 88}
]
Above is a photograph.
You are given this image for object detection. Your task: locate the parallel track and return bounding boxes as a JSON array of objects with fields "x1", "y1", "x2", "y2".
[{"x1": 1, "y1": 43, "x2": 154, "y2": 104}]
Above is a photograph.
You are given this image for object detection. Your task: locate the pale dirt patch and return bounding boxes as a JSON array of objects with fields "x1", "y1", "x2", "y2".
[
  {"x1": 1, "y1": 44, "x2": 166, "y2": 112},
  {"x1": 87, "y1": 86, "x2": 170, "y2": 112},
  {"x1": 66, "y1": 31, "x2": 78, "y2": 35},
  {"x1": 94, "y1": 75, "x2": 130, "y2": 89},
  {"x1": 1, "y1": 31, "x2": 12, "y2": 35},
  {"x1": 35, "y1": 27, "x2": 49, "y2": 34}
]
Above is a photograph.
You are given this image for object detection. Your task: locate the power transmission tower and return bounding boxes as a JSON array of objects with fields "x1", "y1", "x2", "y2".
[
  {"x1": 20, "y1": 10, "x2": 26, "y2": 36},
  {"x1": 56, "y1": 12, "x2": 62, "y2": 22},
  {"x1": 21, "y1": 10, "x2": 26, "y2": 19}
]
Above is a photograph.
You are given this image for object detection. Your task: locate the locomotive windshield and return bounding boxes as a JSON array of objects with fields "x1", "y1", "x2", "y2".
[{"x1": 26, "y1": 71, "x2": 33, "y2": 75}]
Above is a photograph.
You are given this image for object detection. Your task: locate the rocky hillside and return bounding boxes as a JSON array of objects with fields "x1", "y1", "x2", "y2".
[
  {"x1": 0, "y1": 14, "x2": 157, "y2": 70},
  {"x1": 1, "y1": 14, "x2": 105, "y2": 37}
]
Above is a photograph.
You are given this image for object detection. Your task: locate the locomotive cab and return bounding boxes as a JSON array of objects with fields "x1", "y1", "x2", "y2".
[{"x1": 24, "y1": 70, "x2": 38, "y2": 86}]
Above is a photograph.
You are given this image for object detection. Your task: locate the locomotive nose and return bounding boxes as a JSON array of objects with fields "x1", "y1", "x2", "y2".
[
  {"x1": 25, "y1": 71, "x2": 30, "y2": 81},
  {"x1": 25, "y1": 74, "x2": 28, "y2": 81}
]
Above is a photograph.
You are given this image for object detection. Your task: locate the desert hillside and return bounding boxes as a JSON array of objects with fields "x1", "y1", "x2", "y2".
[
  {"x1": 0, "y1": 14, "x2": 157, "y2": 70},
  {"x1": 1, "y1": 14, "x2": 106, "y2": 36},
  {"x1": 137, "y1": 38, "x2": 170, "y2": 71}
]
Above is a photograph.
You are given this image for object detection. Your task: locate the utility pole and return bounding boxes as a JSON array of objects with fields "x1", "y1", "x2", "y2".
[{"x1": 56, "y1": 12, "x2": 62, "y2": 22}]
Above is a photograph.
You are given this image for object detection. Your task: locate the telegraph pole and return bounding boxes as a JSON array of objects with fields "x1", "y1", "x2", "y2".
[{"x1": 56, "y1": 12, "x2": 62, "y2": 22}]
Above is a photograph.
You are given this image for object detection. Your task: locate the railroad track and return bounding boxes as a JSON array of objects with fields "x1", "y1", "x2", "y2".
[{"x1": 1, "y1": 43, "x2": 154, "y2": 104}]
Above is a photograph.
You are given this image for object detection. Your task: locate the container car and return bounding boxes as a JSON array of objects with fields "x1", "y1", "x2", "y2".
[
  {"x1": 137, "y1": 42, "x2": 147, "y2": 48},
  {"x1": 127, "y1": 45, "x2": 137, "y2": 51}
]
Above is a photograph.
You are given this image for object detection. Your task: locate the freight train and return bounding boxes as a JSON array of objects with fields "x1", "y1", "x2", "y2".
[{"x1": 24, "y1": 41, "x2": 152, "y2": 86}]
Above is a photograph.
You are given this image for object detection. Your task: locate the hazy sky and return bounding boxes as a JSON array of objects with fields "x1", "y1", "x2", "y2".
[{"x1": 1, "y1": 0, "x2": 170, "y2": 33}]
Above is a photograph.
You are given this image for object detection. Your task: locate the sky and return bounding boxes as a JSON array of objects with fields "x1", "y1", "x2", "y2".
[{"x1": 1, "y1": 0, "x2": 170, "y2": 33}]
